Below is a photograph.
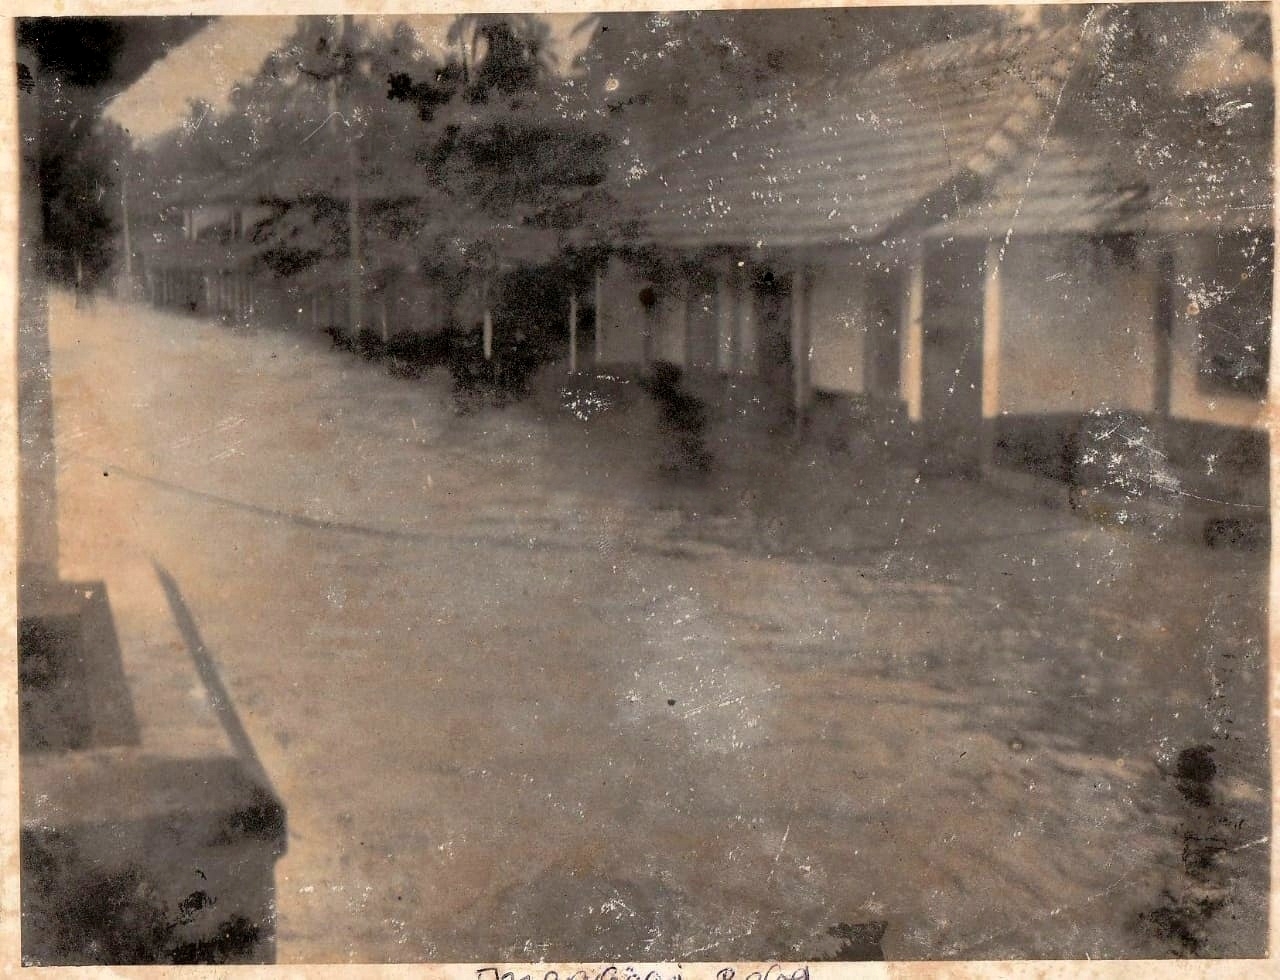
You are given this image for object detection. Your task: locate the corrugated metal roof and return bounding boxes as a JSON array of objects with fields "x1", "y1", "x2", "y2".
[{"x1": 625, "y1": 24, "x2": 1087, "y2": 249}]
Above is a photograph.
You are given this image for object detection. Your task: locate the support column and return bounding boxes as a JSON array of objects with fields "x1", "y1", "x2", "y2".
[
  {"x1": 716, "y1": 266, "x2": 735, "y2": 373},
  {"x1": 730, "y1": 264, "x2": 746, "y2": 372},
  {"x1": 981, "y1": 240, "x2": 1003, "y2": 469},
  {"x1": 483, "y1": 308, "x2": 493, "y2": 361},
  {"x1": 736, "y1": 269, "x2": 755, "y2": 374},
  {"x1": 901, "y1": 246, "x2": 925, "y2": 423}
]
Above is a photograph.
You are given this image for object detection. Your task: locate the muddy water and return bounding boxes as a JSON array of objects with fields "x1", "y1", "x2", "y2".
[{"x1": 43, "y1": 292, "x2": 1268, "y2": 960}]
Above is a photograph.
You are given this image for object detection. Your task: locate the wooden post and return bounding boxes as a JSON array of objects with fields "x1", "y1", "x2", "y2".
[
  {"x1": 570, "y1": 291, "x2": 581, "y2": 376},
  {"x1": 901, "y1": 246, "x2": 925, "y2": 422},
  {"x1": 483, "y1": 308, "x2": 493, "y2": 361},
  {"x1": 981, "y1": 240, "x2": 1003, "y2": 469},
  {"x1": 380, "y1": 295, "x2": 389, "y2": 343},
  {"x1": 594, "y1": 270, "x2": 604, "y2": 364},
  {"x1": 737, "y1": 266, "x2": 747, "y2": 373}
]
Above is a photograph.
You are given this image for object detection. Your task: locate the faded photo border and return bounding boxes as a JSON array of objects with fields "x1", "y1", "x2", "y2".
[{"x1": 1, "y1": 0, "x2": 1277, "y2": 976}]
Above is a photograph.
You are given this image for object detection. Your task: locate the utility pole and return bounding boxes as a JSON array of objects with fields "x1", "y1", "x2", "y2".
[
  {"x1": 568, "y1": 293, "x2": 578, "y2": 374},
  {"x1": 332, "y1": 14, "x2": 362, "y2": 336},
  {"x1": 119, "y1": 161, "x2": 133, "y2": 300}
]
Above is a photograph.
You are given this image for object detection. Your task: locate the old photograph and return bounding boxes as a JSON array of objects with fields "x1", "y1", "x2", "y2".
[{"x1": 12, "y1": 2, "x2": 1274, "y2": 965}]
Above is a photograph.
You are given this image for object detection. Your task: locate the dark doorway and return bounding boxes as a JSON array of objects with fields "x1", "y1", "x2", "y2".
[
  {"x1": 921, "y1": 239, "x2": 986, "y2": 474},
  {"x1": 752, "y1": 266, "x2": 793, "y2": 397}
]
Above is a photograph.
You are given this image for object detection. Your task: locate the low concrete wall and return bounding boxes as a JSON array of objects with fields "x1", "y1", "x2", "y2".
[
  {"x1": 991, "y1": 410, "x2": 1269, "y2": 546},
  {"x1": 993, "y1": 411, "x2": 1268, "y2": 503},
  {"x1": 20, "y1": 569, "x2": 286, "y2": 965}
]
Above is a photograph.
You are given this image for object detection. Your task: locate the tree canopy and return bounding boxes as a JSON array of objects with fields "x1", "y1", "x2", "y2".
[{"x1": 65, "y1": 7, "x2": 1275, "y2": 312}]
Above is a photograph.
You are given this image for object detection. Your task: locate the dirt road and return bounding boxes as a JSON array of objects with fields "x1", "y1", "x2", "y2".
[{"x1": 43, "y1": 291, "x2": 1269, "y2": 961}]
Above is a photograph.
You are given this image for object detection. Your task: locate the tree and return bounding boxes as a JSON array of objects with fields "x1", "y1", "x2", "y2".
[
  {"x1": 35, "y1": 94, "x2": 131, "y2": 287},
  {"x1": 19, "y1": 16, "x2": 211, "y2": 287},
  {"x1": 381, "y1": 14, "x2": 630, "y2": 340}
]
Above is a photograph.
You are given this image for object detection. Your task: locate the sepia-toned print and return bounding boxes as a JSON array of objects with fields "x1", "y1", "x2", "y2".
[{"x1": 12, "y1": 4, "x2": 1273, "y2": 966}]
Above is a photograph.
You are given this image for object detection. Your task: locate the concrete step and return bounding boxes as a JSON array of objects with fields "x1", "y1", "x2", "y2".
[{"x1": 20, "y1": 563, "x2": 287, "y2": 965}]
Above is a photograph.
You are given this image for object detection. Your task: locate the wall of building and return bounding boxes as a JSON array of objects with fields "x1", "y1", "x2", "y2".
[
  {"x1": 998, "y1": 236, "x2": 1159, "y2": 416},
  {"x1": 190, "y1": 204, "x2": 234, "y2": 240},
  {"x1": 808, "y1": 258, "x2": 870, "y2": 396},
  {"x1": 686, "y1": 276, "x2": 718, "y2": 370},
  {"x1": 1169, "y1": 235, "x2": 1269, "y2": 431},
  {"x1": 652, "y1": 291, "x2": 687, "y2": 365},
  {"x1": 800, "y1": 252, "x2": 907, "y2": 403},
  {"x1": 380, "y1": 278, "x2": 448, "y2": 336},
  {"x1": 189, "y1": 204, "x2": 276, "y2": 242}
]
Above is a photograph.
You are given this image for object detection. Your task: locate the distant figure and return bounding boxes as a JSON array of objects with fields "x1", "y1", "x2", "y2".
[{"x1": 641, "y1": 360, "x2": 711, "y2": 474}]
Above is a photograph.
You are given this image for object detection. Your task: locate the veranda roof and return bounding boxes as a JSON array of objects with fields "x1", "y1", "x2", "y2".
[{"x1": 625, "y1": 24, "x2": 1086, "y2": 249}]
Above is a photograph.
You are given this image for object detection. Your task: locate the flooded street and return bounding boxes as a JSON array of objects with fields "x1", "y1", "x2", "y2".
[{"x1": 44, "y1": 291, "x2": 1268, "y2": 961}]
